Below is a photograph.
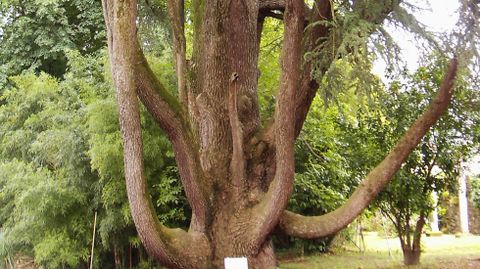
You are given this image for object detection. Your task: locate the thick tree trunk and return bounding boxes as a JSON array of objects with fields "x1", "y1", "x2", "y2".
[{"x1": 101, "y1": 0, "x2": 460, "y2": 268}]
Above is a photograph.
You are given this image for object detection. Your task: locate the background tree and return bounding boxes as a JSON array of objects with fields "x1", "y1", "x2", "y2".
[
  {"x1": 0, "y1": 0, "x2": 105, "y2": 79},
  {"x1": 0, "y1": 51, "x2": 189, "y2": 268},
  {"x1": 342, "y1": 56, "x2": 480, "y2": 265},
  {"x1": 0, "y1": 71, "x2": 99, "y2": 268},
  {"x1": 101, "y1": 0, "x2": 476, "y2": 268},
  {"x1": 0, "y1": 1, "x2": 191, "y2": 266},
  {"x1": 379, "y1": 58, "x2": 479, "y2": 266}
]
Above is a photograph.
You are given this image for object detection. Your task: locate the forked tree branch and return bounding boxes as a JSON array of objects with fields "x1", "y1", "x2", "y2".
[
  {"x1": 102, "y1": 1, "x2": 210, "y2": 267},
  {"x1": 278, "y1": 59, "x2": 459, "y2": 239},
  {"x1": 252, "y1": 0, "x2": 304, "y2": 247},
  {"x1": 262, "y1": 0, "x2": 401, "y2": 143},
  {"x1": 134, "y1": 52, "x2": 210, "y2": 232},
  {"x1": 133, "y1": 12, "x2": 209, "y2": 232}
]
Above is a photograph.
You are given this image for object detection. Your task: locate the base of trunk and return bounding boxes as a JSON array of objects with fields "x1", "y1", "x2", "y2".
[
  {"x1": 250, "y1": 240, "x2": 277, "y2": 269},
  {"x1": 402, "y1": 249, "x2": 421, "y2": 266},
  {"x1": 212, "y1": 240, "x2": 277, "y2": 269}
]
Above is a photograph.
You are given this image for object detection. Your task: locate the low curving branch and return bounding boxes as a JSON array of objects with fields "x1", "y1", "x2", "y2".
[
  {"x1": 279, "y1": 59, "x2": 459, "y2": 239},
  {"x1": 134, "y1": 51, "x2": 210, "y2": 232},
  {"x1": 102, "y1": 1, "x2": 210, "y2": 268}
]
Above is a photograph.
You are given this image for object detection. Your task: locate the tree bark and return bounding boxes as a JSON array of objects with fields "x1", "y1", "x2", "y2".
[
  {"x1": 102, "y1": 1, "x2": 210, "y2": 268},
  {"x1": 251, "y1": 0, "x2": 304, "y2": 248},
  {"x1": 402, "y1": 247, "x2": 421, "y2": 266},
  {"x1": 404, "y1": 211, "x2": 426, "y2": 266},
  {"x1": 101, "y1": 0, "x2": 459, "y2": 267}
]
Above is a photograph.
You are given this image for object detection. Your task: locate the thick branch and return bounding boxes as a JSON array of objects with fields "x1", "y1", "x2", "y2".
[
  {"x1": 252, "y1": 0, "x2": 304, "y2": 246},
  {"x1": 292, "y1": 0, "x2": 331, "y2": 138},
  {"x1": 279, "y1": 59, "x2": 459, "y2": 239},
  {"x1": 262, "y1": 0, "x2": 331, "y2": 142},
  {"x1": 134, "y1": 51, "x2": 210, "y2": 232},
  {"x1": 262, "y1": 0, "x2": 402, "y2": 143},
  {"x1": 261, "y1": 10, "x2": 284, "y2": 20},
  {"x1": 102, "y1": 1, "x2": 210, "y2": 267},
  {"x1": 259, "y1": 0, "x2": 285, "y2": 12},
  {"x1": 166, "y1": 0, "x2": 188, "y2": 107}
]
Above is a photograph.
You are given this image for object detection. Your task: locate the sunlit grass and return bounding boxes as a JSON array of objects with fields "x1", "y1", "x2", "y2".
[{"x1": 279, "y1": 234, "x2": 480, "y2": 269}]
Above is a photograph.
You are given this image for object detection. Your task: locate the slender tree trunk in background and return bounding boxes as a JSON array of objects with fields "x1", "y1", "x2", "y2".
[
  {"x1": 459, "y1": 171, "x2": 470, "y2": 234},
  {"x1": 431, "y1": 191, "x2": 440, "y2": 232},
  {"x1": 101, "y1": 0, "x2": 460, "y2": 268},
  {"x1": 113, "y1": 246, "x2": 121, "y2": 269},
  {"x1": 129, "y1": 245, "x2": 132, "y2": 269},
  {"x1": 399, "y1": 212, "x2": 425, "y2": 266},
  {"x1": 402, "y1": 246, "x2": 421, "y2": 266}
]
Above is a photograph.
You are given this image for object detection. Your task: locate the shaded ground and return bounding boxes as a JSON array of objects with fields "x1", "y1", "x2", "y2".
[{"x1": 279, "y1": 234, "x2": 480, "y2": 269}]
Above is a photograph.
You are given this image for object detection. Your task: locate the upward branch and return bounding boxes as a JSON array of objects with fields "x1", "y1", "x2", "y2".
[
  {"x1": 262, "y1": 0, "x2": 401, "y2": 143},
  {"x1": 252, "y1": 0, "x2": 304, "y2": 247},
  {"x1": 134, "y1": 53, "x2": 210, "y2": 232},
  {"x1": 102, "y1": 1, "x2": 210, "y2": 267},
  {"x1": 279, "y1": 58, "x2": 459, "y2": 239},
  {"x1": 166, "y1": 0, "x2": 188, "y2": 108}
]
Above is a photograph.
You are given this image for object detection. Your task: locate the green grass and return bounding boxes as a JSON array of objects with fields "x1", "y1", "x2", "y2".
[{"x1": 279, "y1": 234, "x2": 480, "y2": 269}]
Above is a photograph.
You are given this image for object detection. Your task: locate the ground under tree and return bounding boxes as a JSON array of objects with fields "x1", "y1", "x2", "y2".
[{"x1": 101, "y1": 0, "x2": 463, "y2": 268}]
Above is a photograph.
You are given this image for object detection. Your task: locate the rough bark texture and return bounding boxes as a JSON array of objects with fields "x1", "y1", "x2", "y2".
[
  {"x1": 102, "y1": 1, "x2": 210, "y2": 268},
  {"x1": 101, "y1": 0, "x2": 459, "y2": 268}
]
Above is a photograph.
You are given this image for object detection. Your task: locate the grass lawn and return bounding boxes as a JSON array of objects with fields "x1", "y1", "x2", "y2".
[{"x1": 278, "y1": 234, "x2": 480, "y2": 269}]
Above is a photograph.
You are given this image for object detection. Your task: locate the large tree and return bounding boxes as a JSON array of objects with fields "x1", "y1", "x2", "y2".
[{"x1": 100, "y1": 0, "x2": 472, "y2": 268}]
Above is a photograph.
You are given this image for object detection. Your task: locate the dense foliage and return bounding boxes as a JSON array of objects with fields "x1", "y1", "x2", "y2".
[
  {"x1": 0, "y1": 0, "x2": 105, "y2": 79},
  {"x1": 0, "y1": 51, "x2": 189, "y2": 268},
  {"x1": 343, "y1": 56, "x2": 480, "y2": 264}
]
